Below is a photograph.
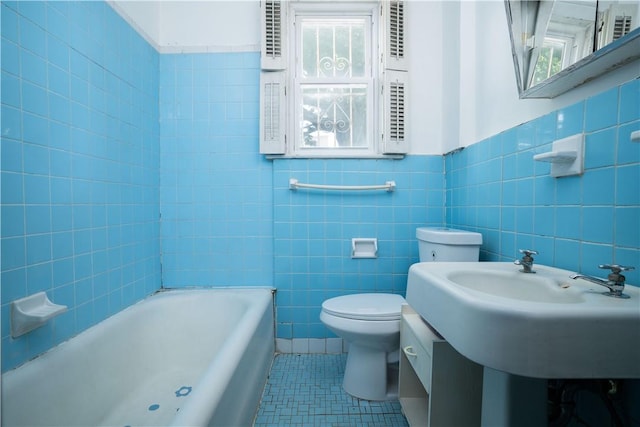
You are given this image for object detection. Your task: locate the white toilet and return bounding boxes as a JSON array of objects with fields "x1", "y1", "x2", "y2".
[
  {"x1": 320, "y1": 227, "x2": 482, "y2": 401},
  {"x1": 320, "y1": 293, "x2": 406, "y2": 401}
]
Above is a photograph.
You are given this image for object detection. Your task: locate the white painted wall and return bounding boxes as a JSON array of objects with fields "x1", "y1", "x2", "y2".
[
  {"x1": 459, "y1": 1, "x2": 640, "y2": 148},
  {"x1": 407, "y1": 1, "x2": 447, "y2": 154},
  {"x1": 108, "y1": 1, "x2": 161, "y2": 48},
  {"x1": 111, "y1": 1, "x2": 260, "y2": 52},
  {"x1": 157, "y1": 1, "x2": 260, "y2": 51},
  {"x1": 110, "y1": 0, "x2": 640, "y2": 154}
]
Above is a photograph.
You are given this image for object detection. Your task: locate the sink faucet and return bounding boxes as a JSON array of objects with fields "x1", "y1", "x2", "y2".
[
  {"x1": 514, "y1": 249, "x2": 538, "y2": 273},
  {"x1": 570, "y1": 264, "x2": 635, "y2": 299}
]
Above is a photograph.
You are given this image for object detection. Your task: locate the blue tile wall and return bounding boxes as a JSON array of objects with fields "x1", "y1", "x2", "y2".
[
  {"x1": 446, "y1": 79, "x2": 640, "y2": 286},
  {"x1": 1, "y1": 1, "x2": 161, "y2": 371},
  {"x1": 3, "y1": 0, "x2": 638, "y2": 372},
  {"x1": 158, "y1": 52, "x2": 274, "y2": 287},
  {"x1": 157, "y1": 53, "x2": 444, "y2": 339},
  {"x1": 273, "y1": 157, "x2": 444, "y2": 339}
]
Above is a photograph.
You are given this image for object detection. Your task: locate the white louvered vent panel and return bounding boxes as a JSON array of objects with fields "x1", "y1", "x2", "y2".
[
  {"x1": 382, "y1": 70, "x2": 408, "y2": 154},
  {"x1": 388, "y1": 1, "x2": 405, "y2": 61},
  {"x1": 264, "y1": 82, "x2": 280, "y2": 140},
  {"x1": 389, "y1": 81, "x2": 405, "y2": 141},
  {"x1": 261, "y1": 0, "x2": 286, "y2": 70},
  {"x1": 265, "y1": 1, "x2": 282, "y2": 59},
  {"x1": 260, "y1": 71, "x2": 286, "y2": 154},
  {"x1": 613, "y1": 15, "x2": 632, "y2": 40}
]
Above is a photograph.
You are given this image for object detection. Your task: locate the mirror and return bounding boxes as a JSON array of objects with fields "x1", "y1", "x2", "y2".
[{"x1": 506, "y1": 0, "x2": 640, "y2": 98}]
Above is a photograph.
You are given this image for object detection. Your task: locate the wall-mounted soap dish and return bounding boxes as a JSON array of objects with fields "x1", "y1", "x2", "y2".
[
  {"x1": 11, "y1": 292, "x2": 67, "y2": 338},
  {"x1": 533, "y1": 133, "x2": 584, "y2": 177}
]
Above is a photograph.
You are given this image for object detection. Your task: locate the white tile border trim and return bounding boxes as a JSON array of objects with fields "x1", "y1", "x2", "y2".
[{"x1": 276, "y1": 338, "x2": 346, "y2": 354}]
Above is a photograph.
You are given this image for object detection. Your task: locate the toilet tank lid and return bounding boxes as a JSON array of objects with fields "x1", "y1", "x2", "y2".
[
  {"x1": 322, "y1": 293, "x2": 406, "y2": 321},
  {"x1": 416, "y1": 227, "x2": 482, "y2": 245}
]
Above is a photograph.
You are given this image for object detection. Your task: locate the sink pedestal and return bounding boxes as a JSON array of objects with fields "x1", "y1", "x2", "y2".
[{"x1": 481, "y1": 368, "x2": 547, "y2": 427}]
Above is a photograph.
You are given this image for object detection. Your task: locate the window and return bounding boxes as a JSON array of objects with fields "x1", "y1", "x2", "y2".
[
  {"x1": 298, "y1": 16, "x2": 372, "y2": 154},
  {"x1": 532, "y1": 37, "x2": 567, "y2": 85},
  {"x1": 260, "y1": 1, "x2": 408, "y2": 158}
]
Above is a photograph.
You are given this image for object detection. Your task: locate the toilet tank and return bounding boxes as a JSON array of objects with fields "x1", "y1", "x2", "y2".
[{"x1": 416, "y1": 227, "x2": 482, "y2": 262}]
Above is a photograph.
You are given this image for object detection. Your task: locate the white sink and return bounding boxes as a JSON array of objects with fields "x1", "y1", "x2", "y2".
[
  {"x1": 447, "y1": 270, "x2": 585, "y2": 304},
  {"x1": 406, "y1": 262, "x2": 640, "y2": 379}
]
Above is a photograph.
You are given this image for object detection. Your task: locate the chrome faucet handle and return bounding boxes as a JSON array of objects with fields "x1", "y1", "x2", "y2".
[
  {"x1": 519, "y1": 249, "x2": 539, "y2": 256},
  {"x1": 599, "y1": 264, "x2": 635, "y2": 286},
  {"x1": 599, "y1": 264, "x2": 635, "y2": 274},
  {"x1": 515, "y1": 249, "x2": 538, "y2": 273}
]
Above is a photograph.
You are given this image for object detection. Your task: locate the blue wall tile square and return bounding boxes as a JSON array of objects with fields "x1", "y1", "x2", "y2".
[
  {"x1": 25, "y1": 234, "x2": 51, "y2": 265},
  {"x1": 25, "y1": 205, "x2": 51, "y2": 234},
  {"x1": 1, "y1": 106, "x2": 23, "y2": 141},
  {"x1": 1, "y1": 39, "x2": 21, "y2": 77},
  {"x1": 51, "y1": 251, "x2": 73, "y2": 284},
  {"x1": 585, "y1": 87, "x2": 618, "y2": 132},
  {"x1": 21, "y1": 50, "x2": 48, "y2": 87},
  {"x1": 556, "y1": 175, "x2": 582, "y2": 205},
  {"x1": 619, "y1": 78, "x2": 640, "y2": 124},
  {"x1": 1, "y1": 71, "x2": 21, "y2": 107},
  {"x1": 1, "y1": 205, "x2": 25, "y2": 237},
  {"x1": 582, "y1": 207, "x2": 614, "y2": 243},
  {"x1": 22, "y1": 81, "x2": 49, "y2": 117},
  {"x1": 23, "y1": 144, "x2": 50, "y2": 175},
  {"x1": 17, "y1": 2, "x2": 47, "y2": 28},
  {"x1": 51, "y1": 231, "x2": 74, "y2": 263},
  {"x1": 23, "y1": 174, "x2": 50, "y2": 204},
  {"x1": 1, "y1": 172, "x2": 23, "y2": 204},
  {"x1": 534, "y1": 206, "x2": 555, "y2": 236},
  {"x1": 616, "y1": 165, "x2": 640, "y2": 205},
  {"x1": 582, "y1": 168, "x2": 615, "y2": 205},
  {"x1": 19, "y1": 16, "x2": 47, "y2": 57},
  {"x1": 615, "y1": 207, "x2": 639, "y2": 248},
  {"x1": 554, "y1": 239, "x2": 581, "y2": 271},
  {"x1": 555, "y1": 206, "x2": 581, "y2": 240},
  {"x1": 584, "y1": 128, "x2": 616, "y2": 169},
  {"x1": 1, "y1": 4, "x2": 20, "y2": 43},
  {"x1": 556, "y1": 101, "x2": 584, "y2": 138}
]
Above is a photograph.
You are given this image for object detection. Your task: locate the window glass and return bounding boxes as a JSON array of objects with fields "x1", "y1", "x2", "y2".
[
  {"x1": 300, "y1": 18, "x2": 367, "y2": 78},
  {"x1": 301, "y1": 85, "x2": 368, "y2": 148},
  {"x1": 297, "y1": 16, "x2": 372, "y2": 153}
]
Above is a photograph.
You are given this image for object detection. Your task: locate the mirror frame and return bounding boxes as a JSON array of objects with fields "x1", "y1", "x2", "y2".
[{"x1": 505, "y1": 1, "x2": 640, "y2": 99}]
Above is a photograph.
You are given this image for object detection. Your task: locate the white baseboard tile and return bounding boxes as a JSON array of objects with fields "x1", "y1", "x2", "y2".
[
  {"x1": 326, "y1": 338, "x2": 344, "y2": 353},
  {"x1": 292, "y1": 338, "x2": 309, "y2": 353},
  {"x1": 276, "y1": 338, "x2": 292, "y2": 353},
  {"x1": 308, "y1": 338, "x2": 326, "y2": 353},
  {"x1": 276, "y1": 338, "x2": 346, "y2": 354}
]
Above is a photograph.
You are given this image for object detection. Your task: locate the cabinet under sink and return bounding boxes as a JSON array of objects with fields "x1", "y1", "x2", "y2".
[{"x1": 399, "y1": 304, "x2": 483, "y2": 427}]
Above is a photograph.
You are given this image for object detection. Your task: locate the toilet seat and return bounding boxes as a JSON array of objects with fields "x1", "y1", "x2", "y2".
[{"x1": 322, "y1": 293, "x2": 405, "y2": 321}]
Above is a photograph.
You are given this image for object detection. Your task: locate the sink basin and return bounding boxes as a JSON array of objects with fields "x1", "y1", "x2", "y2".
[
  {"x1": 447, "y1": 270, "x2": 585, "y2": 303},
  {"x1": 406, "y1": 262, "x2": 640, "y2": 379}
]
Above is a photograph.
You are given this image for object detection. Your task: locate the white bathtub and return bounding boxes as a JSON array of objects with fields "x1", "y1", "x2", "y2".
[{"x1": 2, "y1": 288, "x2": 275, "y2": 427}]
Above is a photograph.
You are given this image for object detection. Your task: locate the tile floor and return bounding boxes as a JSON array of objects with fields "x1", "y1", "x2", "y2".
[{"x1": 253, "y1": 353, "x2": 410, "y2": 427}]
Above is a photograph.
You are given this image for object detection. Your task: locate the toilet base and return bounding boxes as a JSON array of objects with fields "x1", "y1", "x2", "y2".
[{"x1": 343, "y1": 344, "x2": 398, "y2": 401}]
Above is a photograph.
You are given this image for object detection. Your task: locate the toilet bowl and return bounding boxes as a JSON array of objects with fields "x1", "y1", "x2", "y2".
[{"x1": 320, "y1": 293, "x2": 406, "y2": 401}]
